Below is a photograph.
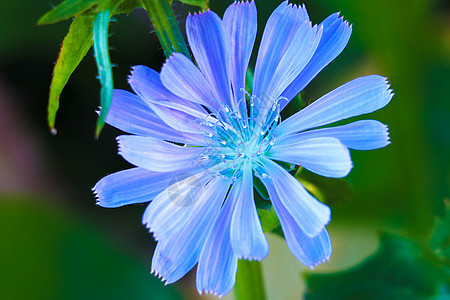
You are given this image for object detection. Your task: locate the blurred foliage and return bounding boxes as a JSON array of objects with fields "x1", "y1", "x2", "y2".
[
  {"x1": 304, "y1": 201, "x2": 450, "y2": 299},
  {"x1": 296, "y1": 168, "x2": 353, "y2": 207},
  {"x1": 311, "y1": 0, "x2": 450, "y2": 235},
  {"x1": 39, "y1": 0, "x2": 205, "y2": 136},
  {"x1": 304, "y1": 232, "x2": 448, "y2": 299},
  {"x1": 430, "y1": 200, "x2": 450, "y2": 280},
  {"x1": 0, "y1": 196, "x2": 181, "y2": 300}
]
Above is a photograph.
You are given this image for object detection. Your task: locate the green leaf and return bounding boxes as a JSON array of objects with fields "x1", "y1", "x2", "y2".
[
  {"x1": 281, "y1": 93, "x2": 302, "y2": 120},
  {"x1": 47, "y1": 15, "x2": 94, "y2": 134},
  {"x1": 235, "y1": 260, "x2": 267, "y2": 300},
  {"x1": 141, "y1": 0, "x2": 190, "y2": 59},
  {"x1": 93, "y1": 9, "x2": 114, "y2": 138},
  {"x1": 245, "y1": 68, "x2": 254, "y2": 91},
  {"x1": 258, "y1": 207, "x2": 280, "y2": 233},
  {"x1": 38, "y1": 0, "x2": 97, "y2": 25},
  {"x1": 254, "y1": 181, "x2": 269, "y2": 201},
  {"x1": 296, "y1": 168, "x2": 353, "y2": 206},
  {"x1": 176, "y1": 0, "x2": 209, "y2": 10},
  {"x1": 115, "y1": 0, "x2": 141, "y2": 14},
  {"x1": 304, "y1": 232, "x2": 447, "y2": 300}
]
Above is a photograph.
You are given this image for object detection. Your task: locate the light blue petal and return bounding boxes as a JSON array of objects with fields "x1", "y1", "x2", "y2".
[
  {"x1": 264, "y1": 22, "x2": 322, "y2": 101},
  {"x1": 117, "y1": 136, "x2": 204, "y2": 172},
  {"x1": 105, "y1": 90, "x2": 205, "y2": 145},
  {"x1": 223, "y1": 0, "x2": 257, "y2": 109},
  {"x1": 280, "y1": 120, "x2": 390, "y2": 150},
  {"x1": 260, "y1": 157, "x2": 330, "y2": 237},
  {"x1": 230, "y1": 161, "x2": 269, "y2": 260},
  {"x1": 278, "y1": 75, "x2": 394, "y2": 136},
  {"x1": 93, "y1": 167, "x2": 174, "y2": 208},
  {"x1": 271, "y1": 194, "x2": 332, "y2": 267},
  {"x1": 143, "y1": 101, "x2": 202, "y2": 134},
  {"x1": 285, "y1": 227, "x2": 331, "y2": 269},
  {"x1": 160, "y1": 53, "x2": 220, "y2": 110},
  {"x1": 128, "y1": 65, "x2": 205, "y2": 114},
  {"x1": 151, "y1": 176, "x2": 232, "y2": 284},
  {"x1": 268, "y1": 137, "x2": 352, "y2": 178},
  {"x1": 142, "y1": 167, "x2": 217, "y2": 241},
  {"x1": 281, "y1": 12, "x2": 352, "y2": 105},
  {"x1": 127, "y1": 65, "x2": 207, "y2": 135},
  {"x1": 196, "y1": 176, "x2": 241, "y2": 297},
  {"x1": 260, "y1": 165, "x2": 332, "y2": 267},
  {"x1": 253, "y1": 2, "x2": 311, "y2": 99},
  {"x1": 186, "y1": 10, "x2": 233, "y2": 107}
]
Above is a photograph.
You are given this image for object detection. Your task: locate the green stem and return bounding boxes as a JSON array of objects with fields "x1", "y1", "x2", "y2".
[
  {"x1": 141, "y1": 0, "x2": 190, "y2": 59},
  {"x1": 234, "y1": 260, "x2": 267, "y2": 300},
  {"x1": 93, "y1": 8, "x2": 114, "y2": 139}
]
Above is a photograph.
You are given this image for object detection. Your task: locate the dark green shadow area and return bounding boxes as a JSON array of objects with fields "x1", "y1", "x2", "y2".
[{"x1": 0, "y1": 196, "x2": 181, "y2": 300}]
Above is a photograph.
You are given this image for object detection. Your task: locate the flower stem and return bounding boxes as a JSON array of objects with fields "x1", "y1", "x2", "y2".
[
  {"x1": 141, "y1": 0, "x2": 190, "y2": 59},
  {"x1": 234, "y1": 260, "x2": 267, "y2": 300}
]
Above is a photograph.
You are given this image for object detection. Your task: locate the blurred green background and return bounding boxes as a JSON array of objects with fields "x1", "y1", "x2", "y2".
[{"x1": 0, "y1": 0, "x2": 448, "y2": 299}]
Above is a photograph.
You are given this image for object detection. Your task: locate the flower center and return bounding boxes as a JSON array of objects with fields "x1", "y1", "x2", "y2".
[{"x1": 194, "y1": 94, "x2": 283, "y2": 180}]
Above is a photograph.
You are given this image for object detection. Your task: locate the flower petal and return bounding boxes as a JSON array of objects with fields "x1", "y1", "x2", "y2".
[
  {"x1": 143, "y1": 167, "x2": 218, "y2": 241},
  {"x1": 93, "y1": 167, "x2": 174, "y2": 208},
  {"x1": 127, "y1": 65, "x2": 207, "y2": 135},
  {"x1": 105, "y1": 90, "x2": 204, "y2": 145},
  {"x1": 186, "y1": 10, "x2": 233, "y2": 107},
  {"x1": 278, "y1": 75, "x2": 394, "y2": 136},
  {"x1": 128, "y1": 65, "x2": 206, "y2": 113},
  {"x1": 280, "y1": 120, "x2": 390, "y2": 151},
  {"x1": 268, "y1": 137, "x2": 352, "y2": 178},
  {"x1": 270, "y1": 193, "x2": 332, "y2": 267},
  {"x1": 265, "y1": 22, "x2": 322, "y2": 101},
  {"x1": 230, "y1": 161, "x2": 269, "y2": 260},
  {"x1": 281, "y1": 12, "x2": 352, "y2": 104},
  {"x1": 223, "y1": 0, "x2": 257, "y2": 109},
  {"x1": 151, "y1": 176, "x2": 232, "y2": 284},
  {"x1": 259, "y1": 157, "x2": 330, "y2": 237},
  {"x1": 196, "y1": 177, "x2": 241, "y2": 297},
  {"x1": 117, "y1": 136, "x2": 204, "y2": 172},
  {"x1": 160, "y1": 53, "x2": 219, "y2": 110},
  {"x1": 144, "y1": 102, "x2": 202, "y2": 134},
  {"x1": 261, "y1": 164, "x2": 332, "y2": 267},
  {"x1": 253, "y1": 2, "x2": 311, "y2": 98}
]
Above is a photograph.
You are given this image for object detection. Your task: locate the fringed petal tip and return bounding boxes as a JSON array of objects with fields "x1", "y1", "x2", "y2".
[
  {"x1": 232, "y1": 0, "x2": 254, "y2": 5},
  {"x1": 384, "y1": 124, "x2": 391, "y2": 145},
  {"x1": 237, "y1": 255, "x2": 266, "y2": 262},
  {"x1": 335, "y1": 11, "x2": 352, "y2": 26},
  {"x1": 127, "y1": 65, "x2": 140, "y2": 83},
  {"x1": 198, "y1": 289, "x2": 226, "y2": 299},
  {"x1": 151, "y1": 268, "x2": 168, "y2": 285},
  {"x1": 142, "y1": 220, "x2": 160, "y2": 241},
  {"x1": 188, "y1": 9, "x2": 212, "y2": 17},
  {"x1": 91, "y1": 186, "x2": 101, "y2": 205},
  {"x1": 308, "y1": 256, "x2": 331, "y2": 270},
  {"x1": 150, "y1": 229, "x2": 161, "y2": 242},
  {"x1": 116, "y1": 136, "x2": 124, "y2": 156},
  {"x1": 91, "y1": 181, "x2": 112, "y2": 208},
  {"x1": 161, "y1": 52, "x2": 184, "y2": 68}
]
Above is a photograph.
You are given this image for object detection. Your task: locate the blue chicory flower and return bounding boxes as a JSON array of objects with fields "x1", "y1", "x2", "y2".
[{"x1": 93, "y1": 0, "x2": 393, "y2": 297}]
